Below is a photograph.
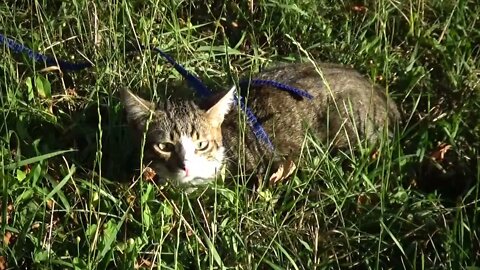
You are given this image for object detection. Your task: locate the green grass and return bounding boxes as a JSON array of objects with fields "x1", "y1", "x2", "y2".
[{"x1": 1, "y1": 0, "x2": 479, "y2": 269}]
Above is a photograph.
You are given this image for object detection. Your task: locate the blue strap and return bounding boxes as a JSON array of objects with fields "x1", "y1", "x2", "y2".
[
  {"x1": 149, "y1": 47, "x2": 212, "y2": 98},
  {"x1": 241, "y1": 79, "x2": 314, "y2": 100},
  {"x1": 235, "y1": 78, "x2": 314, "y2": 150},
  {"x1": 0, "y1": 33, "x2": 92, "y2": 71},
  {"x1": 234, "y1": 95, "x2": 273, "y2": 149},
  {"x1": 1, "y1": 34, "x2": 313, "y2": 150},
  {"x1": 148, "y1": 46, "x2": 275, "y2": 149}
]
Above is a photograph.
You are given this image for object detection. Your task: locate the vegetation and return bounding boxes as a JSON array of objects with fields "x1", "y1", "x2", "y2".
[{"x1": 1, "y1": 0, "x2": 479, "y2": 269}]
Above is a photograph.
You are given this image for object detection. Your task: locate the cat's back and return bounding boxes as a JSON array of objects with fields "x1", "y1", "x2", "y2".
[
  {"x1": 225, "y1": 62, "x2": 400, "y2": 161},
  {"x1": 254, "y1": 62, "x2": 362, "y2": 83}
]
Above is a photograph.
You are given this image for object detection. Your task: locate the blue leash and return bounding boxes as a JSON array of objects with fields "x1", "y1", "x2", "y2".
[
  {"x1": 0, "y1": 34, "x2": 92, "y2": 70},
  {"x1": 148, "y1": 45, "x2": 276, "y2": 149},
  {"x1": 1, "y1": 33, "x2": 313, "y2": 150},
  {"x1": 149, "y1": 46, "x2": 212, "y2": 98},
  {"x1": 240, "y1": 79, "x2": 314, "y2": 99}
]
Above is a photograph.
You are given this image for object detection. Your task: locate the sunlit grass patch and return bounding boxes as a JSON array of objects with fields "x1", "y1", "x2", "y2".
[{"x1": 1, "y1": 0, "x2": 479, "y2": 269}]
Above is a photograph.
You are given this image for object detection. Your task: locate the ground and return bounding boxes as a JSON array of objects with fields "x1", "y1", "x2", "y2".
[{"x1": 1, "y1": 0, "x2": 479, "y2": 269}]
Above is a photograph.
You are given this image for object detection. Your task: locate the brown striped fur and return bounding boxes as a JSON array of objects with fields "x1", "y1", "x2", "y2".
[{"x1": 121, "y1": 62, "x2": 401, "y2": 186}]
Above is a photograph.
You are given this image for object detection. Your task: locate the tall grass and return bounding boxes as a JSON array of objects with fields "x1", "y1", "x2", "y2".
[{"x1": 1, "y1": 0, "x2": 479, "y2": 269}]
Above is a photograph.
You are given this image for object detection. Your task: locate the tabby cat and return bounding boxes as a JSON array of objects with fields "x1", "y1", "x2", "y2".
[{"x1": 121, "y1": 62, "x2": 400, "y2": 186}]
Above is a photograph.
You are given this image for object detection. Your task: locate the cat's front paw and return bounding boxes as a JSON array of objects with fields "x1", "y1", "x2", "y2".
[{"x1": 269, "y1": 160, "x2": 297, "y2": 185}]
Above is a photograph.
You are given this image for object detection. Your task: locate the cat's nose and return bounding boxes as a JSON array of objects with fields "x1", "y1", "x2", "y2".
[
  {"x1": 181, "y1": 160, "x2": 192, "y2": 177},
  {"x1": 178, "y1": 160, "x2": 186, "y2": 170}
]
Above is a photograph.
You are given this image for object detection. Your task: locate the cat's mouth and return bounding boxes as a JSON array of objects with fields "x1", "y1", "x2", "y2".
[
  {"x1": 148, "y1": 156, "x2": 224, "y2": 187},
  {"x1": 174, "y1": 171, "x2": 214, "y2": 186}
]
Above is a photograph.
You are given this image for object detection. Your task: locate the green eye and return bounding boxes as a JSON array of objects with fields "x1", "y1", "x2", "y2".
[
  {"x1": 195, "y1": 140, "x2": 209, "y2": 151},
  {"x1": 156, "y1": 142, "x2": 174, "y2": 153}
]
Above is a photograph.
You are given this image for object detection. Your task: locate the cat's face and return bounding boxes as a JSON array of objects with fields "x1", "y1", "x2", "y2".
[{"x1": 121, "y1": 88, "x2": 234, "y2": 186}]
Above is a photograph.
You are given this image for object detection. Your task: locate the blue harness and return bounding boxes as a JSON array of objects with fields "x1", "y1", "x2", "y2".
[{"x1": 0, "y1": 34, "x2": 312, "y2": 150}]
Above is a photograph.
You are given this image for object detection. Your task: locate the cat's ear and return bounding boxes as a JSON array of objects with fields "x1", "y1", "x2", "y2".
[
  {"x1": 120, "y1": 88, "x2": 155, "y2": 129},
  {"x1": 206, "y1": 86, "x2": 235, "y2": 127}
]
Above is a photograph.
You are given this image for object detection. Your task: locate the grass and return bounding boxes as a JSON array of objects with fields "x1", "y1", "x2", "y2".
[{"x1": 1, "y1": 0, "x2": 479, "y2": 269}]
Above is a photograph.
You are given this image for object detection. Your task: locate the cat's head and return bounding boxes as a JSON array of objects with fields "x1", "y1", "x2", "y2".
[{"x1": 120, "y1": 87, "x2": 235, "y2": 186}]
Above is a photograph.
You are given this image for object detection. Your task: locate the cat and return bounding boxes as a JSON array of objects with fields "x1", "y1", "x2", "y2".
[{"x1": 121, "y1": 62, "x2": 401, "y2": 187}]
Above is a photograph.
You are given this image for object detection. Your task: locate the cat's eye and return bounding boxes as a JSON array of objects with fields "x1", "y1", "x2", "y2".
[
  {"x1": 195, "y1": 140, "x2": 210, "y2": 151},
  {"x1": 155, "y1": 142, "x2": 175, "y2": 153}
]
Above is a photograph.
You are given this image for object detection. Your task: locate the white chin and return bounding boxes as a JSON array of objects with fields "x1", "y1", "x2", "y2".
[
  {"x1": 173, "y1": 162, "x2": 224, "y2": 187},
  {"x1": 175, "y1": 175, "x2": 214, "y2": 186},
  {"x1": 150, "y1": 164, "x2": 217, "y2": 187}
]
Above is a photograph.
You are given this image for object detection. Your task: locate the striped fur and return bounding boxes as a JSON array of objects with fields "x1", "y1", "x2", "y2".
[{"x1": 122, "y1": 62, "x2": 401, "y2": 187}]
